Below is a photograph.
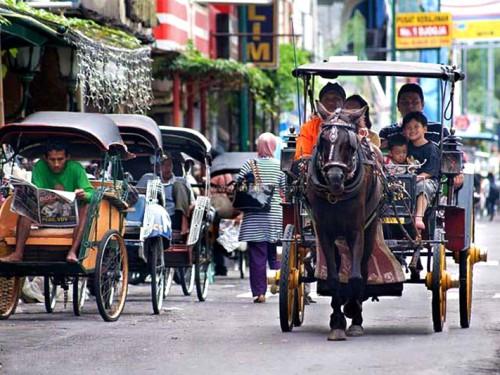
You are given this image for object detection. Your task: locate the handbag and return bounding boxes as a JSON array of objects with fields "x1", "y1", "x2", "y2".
[{"x1": 232, "y1": 160, "x2": 275, "y2": 212}]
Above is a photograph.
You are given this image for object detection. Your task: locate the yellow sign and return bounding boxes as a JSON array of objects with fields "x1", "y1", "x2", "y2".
[
  {"x1": 453, "y1": 19, "x2": 500, "y2": 41},
  {"x1": 245, "y1": 2, "x2": 277, "y2": 68},
  {"x1": 396, "y1": 12, "x2": 452, "y2": 50}
]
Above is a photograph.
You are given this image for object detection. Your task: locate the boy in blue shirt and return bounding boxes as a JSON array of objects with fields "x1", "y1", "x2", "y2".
[{"x1": 401, "y1": 112, "x2": 440, "y2": 234}]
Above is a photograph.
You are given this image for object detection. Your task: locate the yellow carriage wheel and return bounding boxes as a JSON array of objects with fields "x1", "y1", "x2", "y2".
[
  {"x1": 459, "y1": 249, "x2": 473, "y2": 328},
  {"x1": 279, "y1": 224, "x2": 296, "y2": 332},
  {"x1": 293, "y1": 254, "x2": 305, "y2": 327},
  {"x1": 431, "y1": 244, "x2": 447, "y2": 332},
  {"x1": 0, "y1": 277, "x2": 21, "y2": 320}
]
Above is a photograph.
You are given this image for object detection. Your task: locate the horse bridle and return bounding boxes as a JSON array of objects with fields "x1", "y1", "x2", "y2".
[{"x1": 319, "y1": 124, "x2": 359, "y2": 181}]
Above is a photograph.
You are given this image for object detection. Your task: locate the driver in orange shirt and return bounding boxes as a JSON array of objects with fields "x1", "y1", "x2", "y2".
[{"x1": 294, "y1": 82, "x2": 346, "y2": 160}]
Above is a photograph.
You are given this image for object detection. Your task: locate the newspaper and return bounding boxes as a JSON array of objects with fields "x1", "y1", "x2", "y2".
[{"x1": 9, "y1": 177, "x2": 79, "y2": 227}]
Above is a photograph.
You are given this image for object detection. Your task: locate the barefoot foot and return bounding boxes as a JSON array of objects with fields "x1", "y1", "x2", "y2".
[
  {"x1": 66, "y1": 253, "x2": 78, "y2": 263},
  {"x1": 0, "y1": 253, "x2": 23, "y2": 263},
  {"x1": 415, "y1": 216, "x2": 425, "y2": 231}
]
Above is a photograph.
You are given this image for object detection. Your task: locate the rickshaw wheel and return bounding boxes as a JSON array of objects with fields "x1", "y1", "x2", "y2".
[
  {"x1": 293, "y1": 260, "x2": 305, "y2": 327},
  {"x1": 148, "y1": 238, "x2": 165, "y2": 315},
  {"x1": 279, "y1": 224, "x2": 296, "y2": 332},
  {"x1": 72, "y1": 276, "x2": 87, "y2": 316},
  {"x1": 44, "y1": 276, "x2": 58, "y2": 313},
  {"x1": 0, "y1": 277, "x2": 21, "y2": 320},
  {"x1": 163, "y1": 267, "x2": 174, "y2": 299},
  {"x1": 195, "y1": 227, "x2": 212, "y2": 302},
  {"x1": 95, "y1": 230, "x2": 129, "y2": 322},
  {"x1": 179, "y1": 265, "x2": 195, "y2": 296},
  {"x1": 459, "y1": 249, "x2": 473, "y2": 328},
  {"x1": 431, "y1": 244, "x2": 447, "y2": 332}
]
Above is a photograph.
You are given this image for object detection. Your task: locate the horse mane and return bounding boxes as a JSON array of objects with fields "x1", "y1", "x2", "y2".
[{"x1": 316, "y1": 100, "x2": 367, "y2": 128}]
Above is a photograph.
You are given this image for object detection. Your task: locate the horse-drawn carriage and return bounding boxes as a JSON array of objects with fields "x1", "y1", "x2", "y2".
[
  {"x1": 159, "y1": 126, "x2": 214, "y2": 302},
  {"x1": 0, "y1": 112, "x2": 131, "y2": 322},
  {"x1": 272, "y1": 61, "x2": 487, "y2": 338}
]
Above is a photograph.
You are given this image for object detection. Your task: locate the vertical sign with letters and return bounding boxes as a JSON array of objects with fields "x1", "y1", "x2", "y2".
[{"x1": 245, "y1": 1, "x2": 277, "y2": 68}]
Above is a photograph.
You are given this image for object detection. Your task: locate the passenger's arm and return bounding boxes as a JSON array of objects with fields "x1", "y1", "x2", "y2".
[{"x1": 76, "y1": 166, "x2": 94, "y2": 202}]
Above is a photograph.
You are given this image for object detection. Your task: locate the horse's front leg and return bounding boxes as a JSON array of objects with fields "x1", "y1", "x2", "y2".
[{"x1": 345, "y1": 227, "x2": 364, "y2": 299}]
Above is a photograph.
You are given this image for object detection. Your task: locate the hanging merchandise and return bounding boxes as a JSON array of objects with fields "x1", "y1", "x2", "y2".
[{"x1": 69, "y1": 31, "x2": 153, "y2": 114}]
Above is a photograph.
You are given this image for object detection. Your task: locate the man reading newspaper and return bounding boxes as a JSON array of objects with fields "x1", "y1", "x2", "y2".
[{"x1": 0, "y1": 140, "x2": 93, "y2": 263}]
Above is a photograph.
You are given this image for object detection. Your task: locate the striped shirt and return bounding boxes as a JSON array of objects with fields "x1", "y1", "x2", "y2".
[{"x1": 237, "y1": 157, "x2": 286, "y2": 243}]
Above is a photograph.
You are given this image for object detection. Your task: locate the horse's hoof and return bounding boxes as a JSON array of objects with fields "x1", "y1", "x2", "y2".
[
  {"x1": 346, "y1": 324, "x2": 364, "y2": 337},
  {"x1": 327, "y1": 329, "x2": 347, "y2": 341}
]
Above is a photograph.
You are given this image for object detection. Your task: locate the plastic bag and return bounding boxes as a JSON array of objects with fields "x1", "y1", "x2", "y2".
[{"x1": 217, "y1": 219, "x2": 245, "y2": 253}]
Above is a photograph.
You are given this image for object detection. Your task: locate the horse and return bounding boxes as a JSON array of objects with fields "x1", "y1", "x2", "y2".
[{"x1": 306, "y1": 103, "x2": 382, "y2": 341}]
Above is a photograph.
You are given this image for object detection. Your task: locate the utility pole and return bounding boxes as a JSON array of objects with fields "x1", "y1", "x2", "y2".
[
  {"x1": 0, "y1": 24, "x2": 4, "y2": 126},
  {"x1": 390, "y1": 0, "x2": 396, "y2": 124},
  {"x1": 239, "y1": 5, "x2": 249, "y2": 151}
]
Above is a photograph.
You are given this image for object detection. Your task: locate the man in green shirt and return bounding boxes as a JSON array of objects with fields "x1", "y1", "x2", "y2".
[{"x1": 0, "y1": 141, "x2": 93, "y2": 263}]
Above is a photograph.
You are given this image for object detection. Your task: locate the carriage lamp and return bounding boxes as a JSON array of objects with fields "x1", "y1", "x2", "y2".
[
  {"x1": 57, "y1": 47, "x2": 79, "y2": 111},
  {"x1": 6, "y1": 46, "x2": 43, "y2": 118},
  {"x1": 441, "y1": 130, "x2": 463, "y2": 176}
]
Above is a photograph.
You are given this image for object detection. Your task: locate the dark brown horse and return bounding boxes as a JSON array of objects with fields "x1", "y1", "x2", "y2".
[{"x1": 306, "y1": 103, "x2": 382, "y2": 341}]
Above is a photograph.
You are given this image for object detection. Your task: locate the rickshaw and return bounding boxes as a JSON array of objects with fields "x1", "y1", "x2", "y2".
[
  {"x1": 273, "y1": 60, "x2": 488, "y2": 333},
  {"x1": 0, "y1": 112, "x2": 131, "y2": 322},
  {"x1": 108, "y1": 114, "x2": 170, "y2": 315},
  {"x1": 159, "y1": 126, "x2": 214, "y2": 301},
  {"x1": 211, "y1": 152, "x2": 257, "y2": 279}
]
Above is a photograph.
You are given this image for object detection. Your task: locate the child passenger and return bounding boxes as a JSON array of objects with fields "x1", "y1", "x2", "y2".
[
  {"x1": 401, "y1": 112, "x2": 440, "y2": 233},
  {"x1": 385, "y1": 133, "x2": 408, "y2": 175}
]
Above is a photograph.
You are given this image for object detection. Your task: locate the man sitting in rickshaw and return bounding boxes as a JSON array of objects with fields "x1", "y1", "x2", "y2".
[
  {"x1": 0, "y1": 140, "x2": 94, "y2": 263},
  {"x1": 137, "y1": 153, "x2": 191, "y2": 234}
]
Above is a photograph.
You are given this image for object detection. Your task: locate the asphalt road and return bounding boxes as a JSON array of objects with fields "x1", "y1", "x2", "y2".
[{"x1": 1, "y1": 217, "x2": 499, "y2": 375}]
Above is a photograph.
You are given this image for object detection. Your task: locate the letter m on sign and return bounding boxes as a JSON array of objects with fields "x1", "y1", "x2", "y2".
[{"x1": 244, "y1": 2, "x2": 277, "y2": 68}]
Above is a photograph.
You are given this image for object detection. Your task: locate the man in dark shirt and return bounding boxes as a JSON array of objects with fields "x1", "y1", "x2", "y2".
[
  {"x1": 379, "y1": 83, "x2": 449, "y2": 150},
  {"x1": 401, "y1": 112, "x2": 440, "y2": 234}
]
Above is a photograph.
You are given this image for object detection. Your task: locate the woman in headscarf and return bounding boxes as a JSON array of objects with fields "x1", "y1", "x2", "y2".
[{"x1": 237, "y1": 133, "x2": 286, "y2": 303}]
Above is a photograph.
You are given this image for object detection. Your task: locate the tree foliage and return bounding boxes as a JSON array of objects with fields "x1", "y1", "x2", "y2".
[
  {"x1": 465, "y1": 47, "x2": 500, "y2": 120},
  {"x1": 1, "y1": 0, "x2": 142, "y2": 49},
  {"x1": 265, "y1": 43, "x2": 311, "y2": 113}
]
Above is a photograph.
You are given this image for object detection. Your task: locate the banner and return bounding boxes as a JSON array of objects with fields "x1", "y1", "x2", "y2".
[
  {"x1": 396, "y1": 12, "x2": 452, "y2": 50},
  {"x1": 245, "y1": 2, "x2": 277, "y2": 68},
  {"x1": 453, "y1": 19, "x2": 500, "y2": 41}
]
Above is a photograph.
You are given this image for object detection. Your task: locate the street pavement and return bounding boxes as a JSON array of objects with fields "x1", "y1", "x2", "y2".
[{"x1": 1, "y1": 217, "x2": 499, "y2": 375}]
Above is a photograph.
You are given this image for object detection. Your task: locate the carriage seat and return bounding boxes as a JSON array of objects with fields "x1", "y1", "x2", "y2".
[{"x1": 125, "y1": 195, "x2": 146, "y2": 228}]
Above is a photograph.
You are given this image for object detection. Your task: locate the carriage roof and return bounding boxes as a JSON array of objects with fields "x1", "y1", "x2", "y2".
[
  {"x1": 0, "y1": 111, "x2": 130, "y2": 159},
  {"x1": 159, "y1": 126, "x2": 212, "y2": 163},
  {"x1": 211, "y1": 152, "x2": 258, "y2": 176},
  {"x1": 293, "y1": 60, "x2": 464, "y2": 82},
  {"x1": 107, "y1": 114, "x2": 162, "y2": 154}
]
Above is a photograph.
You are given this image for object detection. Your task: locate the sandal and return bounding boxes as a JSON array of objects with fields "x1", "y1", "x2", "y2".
[{"x1": 253, "y1": 295, "x2": 266, "y2": 303}]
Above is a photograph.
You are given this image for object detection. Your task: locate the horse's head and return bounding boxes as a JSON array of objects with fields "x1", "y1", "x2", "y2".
[{"x1": 315, "y1": 101, "x2": 366, "y2": 195}]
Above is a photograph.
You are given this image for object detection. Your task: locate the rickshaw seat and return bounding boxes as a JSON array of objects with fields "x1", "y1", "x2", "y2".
[{"x1": 125, "y1": 195, "x2": 146, "y2": 226}]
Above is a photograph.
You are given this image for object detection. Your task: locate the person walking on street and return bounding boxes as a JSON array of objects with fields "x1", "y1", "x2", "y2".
[
  {"x1": 486, "y1": 172, "x2": 498, "y2": 221},
  {"x1": 237, "y1": 133, "x2": 285, "y2": 303}
]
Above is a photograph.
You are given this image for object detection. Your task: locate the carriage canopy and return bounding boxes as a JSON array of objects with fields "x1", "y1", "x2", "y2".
[
  {"x1": 159, "y1": 126, "x2": 212, "y2": 164},
  {"x1": 0, "y1": 111, "x2": 131, "y2": 159},
  {"x1": 211, "y1": 152, "x2": 258, "y2": 176},
  {"x1": 293, "y1": 60, "x2": 464, "y2": 82},
  {"x1": 107, "y1": 114, "x2": 162, "y2": 154}
]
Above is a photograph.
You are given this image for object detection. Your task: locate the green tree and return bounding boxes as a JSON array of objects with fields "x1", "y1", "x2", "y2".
[
  {"x1": 266, "y1": 43, "x2": 311, "y2": 114},
  {"x1": 465, "y1": 47, "x2": 500, "y2": 121}
]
